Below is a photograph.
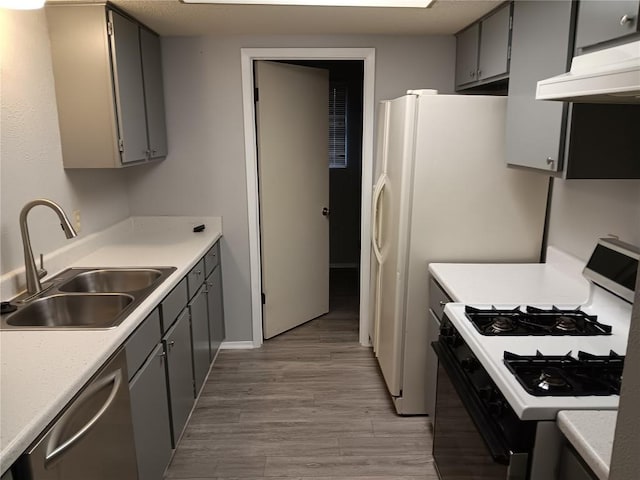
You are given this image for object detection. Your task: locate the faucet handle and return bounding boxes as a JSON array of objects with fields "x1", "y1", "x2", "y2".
[{"x1": 37, "y1": 253, "x2": 47, "y2": 279}]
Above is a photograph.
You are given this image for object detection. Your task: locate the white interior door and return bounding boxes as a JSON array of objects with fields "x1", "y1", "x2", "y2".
[{"x1": 256, "y1": 61, "x2": 330, "y2": 340}]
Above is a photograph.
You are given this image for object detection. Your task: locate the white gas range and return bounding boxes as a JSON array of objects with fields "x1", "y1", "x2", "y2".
[{"x1": 428, "y1": 238, "x2": 638, "y2": 480}]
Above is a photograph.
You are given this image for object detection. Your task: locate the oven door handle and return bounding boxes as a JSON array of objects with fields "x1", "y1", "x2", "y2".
[{"x1": 432, "y1": 340, "x2": 512, "y2": 465}]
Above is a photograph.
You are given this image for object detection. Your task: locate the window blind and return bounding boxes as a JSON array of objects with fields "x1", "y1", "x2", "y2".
[{"x1": 329, "y1": 83, "x2": 347, "y2": 168}]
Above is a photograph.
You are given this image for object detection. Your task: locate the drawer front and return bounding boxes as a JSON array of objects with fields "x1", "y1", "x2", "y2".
[
  {"x1": 204, "y1": 242, "x2": 220, "y2": 278},
  {"x1": 429, "y1": 277, "x2": 452, "y2": 321},
  {"x1": 161, "y1": 277, "x2": 188, "y2": 333},
  {"x1": 187, "y1": 258, "x2": 205, "y2": 300},
  {"x1": 125, "y1": 308, "x2": 161, "y2": 381}
]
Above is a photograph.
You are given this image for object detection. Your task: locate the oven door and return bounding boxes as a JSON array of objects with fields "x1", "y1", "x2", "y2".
[{"x1": 432, "y1": 341, "x2": 528, "y2": 480}]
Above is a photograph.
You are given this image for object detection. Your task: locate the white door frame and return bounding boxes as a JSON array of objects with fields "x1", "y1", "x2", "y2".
[{"x1": 241, "y1": 47, "x2": 376, "y2": 348}]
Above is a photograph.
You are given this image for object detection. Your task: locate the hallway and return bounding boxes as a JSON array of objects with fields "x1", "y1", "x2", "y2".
[{"x1": 165, "y1": 272, "x2": 437, "y2": 479}]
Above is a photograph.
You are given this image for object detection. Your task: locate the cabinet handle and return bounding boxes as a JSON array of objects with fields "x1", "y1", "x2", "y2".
[
  {"x1": 477, "y1": 69, "x2": 482, "y2": 78},
  {"x1": 470, "y1": 70, "x2": 475, "y2": 78},
  {"x1": 620, "y1": 14, "x2": 634, "y2": 26},
  {"x1": 546, "y1": 157, "x2": 555, "y2": 168},
  {"x1": 167, "y1": 340, "x2": 175, "y2": 351},
  {"x1": 439, "y1": 301, "x2": 447, "y2": 307}
]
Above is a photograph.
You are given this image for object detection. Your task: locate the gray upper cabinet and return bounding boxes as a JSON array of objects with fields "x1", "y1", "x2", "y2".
[
  {"x1": 506, "y1": 0, "x2": 574, "y2": 172},
  {"x1": 455, "y1": 2, "x2": 512, "y2": 91},
  {"x1": 109, "y1": 10, "x2": 148, "y2": 164},
  {"x1": 140, "y1": 27, "x2": 168, "y2": 159},
  {"x1": 478, "y1": 3, "x2": 512, "y2": 81},
  {"x1": 575, "y1": 0, "x2": 640, "y2": 51},
  {"x1": 455, "y1": 24, "x2": 480, "y2": 87},
  {"x1": 46, "y1": 4, "x2": 167, "y2": 168}
]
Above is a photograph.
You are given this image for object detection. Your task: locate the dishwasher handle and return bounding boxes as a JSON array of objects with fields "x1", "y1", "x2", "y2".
[{"x1": 45, "y1": 370, "x2": 122, "y2": 467}]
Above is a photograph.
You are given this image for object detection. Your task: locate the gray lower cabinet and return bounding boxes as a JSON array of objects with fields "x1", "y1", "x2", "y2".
[
  {"x1": 190, "y1": 285, "x2": 210, "y2": 396},
  {"x1": 129, "y1": 344, "x2": 173, "y2": 480},
  {"x1": 164, "y1": 309, "x2": 194, "y2": 447},
  {"x1": 506, "y1": 0, "x2": 574, "y2": 172},
  {"x1": 558, "y1": 443, "x2": 598, "y2": 480},
  {"x1": 575, "y1": 0, "x2": 640, "y2": 51},
  {"x1": 206, "y1": 265, "x2": 225, "y2": 362}
]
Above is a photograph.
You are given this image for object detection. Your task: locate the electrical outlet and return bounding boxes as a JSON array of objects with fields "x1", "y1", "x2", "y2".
[{"x1": 73, "y1": 209, "x2": 82, "y2": 233}]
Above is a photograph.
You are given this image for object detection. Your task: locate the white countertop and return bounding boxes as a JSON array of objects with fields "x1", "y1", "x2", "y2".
[
  {"x1": 0, "y1": 216, "x2": 222, "y2": 474},
  {"x1": 429, "y1": 260, "x2": 590, "y2": 305},
  {"x1": 557, "y1": 410, "x2": 617, "y2": 480}
]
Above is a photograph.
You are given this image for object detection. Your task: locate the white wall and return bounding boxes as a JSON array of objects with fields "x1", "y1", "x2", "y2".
[
  {"x1": 0, "y1": 9, "x2": 130, "y2": 280},
  {"x1": 547, "y1": 178, "x2": 640, "y2": 261},
  {"x1": 125, "y1": 34, "x2": 456, "y2": 341}
]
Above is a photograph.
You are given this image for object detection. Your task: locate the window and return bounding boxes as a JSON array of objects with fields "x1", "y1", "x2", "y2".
[{"x1": 329, "y1": 83, "x2": 348, "y2": 168}]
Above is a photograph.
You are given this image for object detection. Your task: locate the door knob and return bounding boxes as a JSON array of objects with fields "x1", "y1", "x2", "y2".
[{"x1": 322, "y1": 207, "x2": 330, "y2": 216}]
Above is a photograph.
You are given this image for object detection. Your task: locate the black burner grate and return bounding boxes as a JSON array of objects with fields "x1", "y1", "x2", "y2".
[
  {"x1": 503, "y1": 350, "x2": 624, "y2": 397},
  {"x1": 465, "y1": 305, "x2": 612, "y2": 336}
]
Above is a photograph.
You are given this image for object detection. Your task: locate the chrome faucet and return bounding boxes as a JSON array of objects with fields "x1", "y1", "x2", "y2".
[{"x1": 20, "y1": 199, "x2": 78, "y2": 296}]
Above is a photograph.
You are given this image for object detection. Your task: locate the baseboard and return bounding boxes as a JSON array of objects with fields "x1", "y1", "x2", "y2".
[{"x1": 220, "y1": 341, "x2": 257, "y2": 350}]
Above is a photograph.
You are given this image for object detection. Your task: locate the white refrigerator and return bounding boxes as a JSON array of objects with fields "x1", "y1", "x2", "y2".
[{"x1": 370, "y1": 91, "x2": 550, "y2": 415}]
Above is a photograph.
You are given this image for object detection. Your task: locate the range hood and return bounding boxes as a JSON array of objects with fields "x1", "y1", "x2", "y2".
[{"x1": 536, "y1": 40, "x2": 640, "y2": 104}]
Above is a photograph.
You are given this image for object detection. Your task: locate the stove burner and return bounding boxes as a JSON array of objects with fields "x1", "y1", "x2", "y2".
[
  {"x1": 555, "y1": 316, "x2": 578, "y2": 332},
  {"x1": 537, "y1": 370, "x2": 568, "y2": 391},
  {"x1": 489, "y1": 316, "x2": 515, "y2": 333}
]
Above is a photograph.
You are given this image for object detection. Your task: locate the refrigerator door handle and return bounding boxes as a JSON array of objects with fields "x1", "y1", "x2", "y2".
[{"x1": 371, "y1": 174, "x2": 387, "y2": 264}]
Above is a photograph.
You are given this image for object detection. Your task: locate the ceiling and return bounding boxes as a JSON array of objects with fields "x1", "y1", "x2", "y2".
[{"x1": 46, "y1": 0, "x2": 503, "y2": 36}]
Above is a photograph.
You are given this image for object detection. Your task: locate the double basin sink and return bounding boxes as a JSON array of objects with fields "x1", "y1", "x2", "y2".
[{"x1": 0, "y1": 267, "x2": 176, "y2": 330}]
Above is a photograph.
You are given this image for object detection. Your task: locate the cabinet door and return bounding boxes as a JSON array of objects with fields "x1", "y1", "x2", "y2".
[
  {"x1": 129, "y1": 344, "x2": 173, "y2": 480},
  {"x1": 478, "y1": 2, "x2": 512, "y2": 81},
  {"x1": 190, "y1": 285, "x2": 210, "y2": 396},
  {"x1": 206, "y1": 266, "x2": 225, "y2": 362},
  {"x1": 455, "y1": 24, "x2": 480, "y2": 87},
  {"x1": 109, "y1": 10, "x2": 148, "y2": 164},
  {"x1": 425, "y1": 310, "x2": 440, "y2": 419},
  {"x1": 506, "y1": 0, "x2": 574, "y2": 172},
  {"x1": 575, "y1": 0, "x2": 640, "y2": 50},
  {"x1": 140, "y1": 27, "x2": 168, "y2": 159},
  {"x1": 164, "y1": 309, "x2": 193, "y2": 447}
]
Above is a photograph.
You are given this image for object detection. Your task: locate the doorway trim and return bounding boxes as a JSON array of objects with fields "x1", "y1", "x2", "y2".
[{"x1": 241, "y1": 47, "x2": 376, "y2": 348}]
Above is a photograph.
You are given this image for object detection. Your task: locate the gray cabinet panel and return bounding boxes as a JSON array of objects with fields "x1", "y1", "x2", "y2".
[
  {"x1": 190, "y1": 286, "x2": 210, "y2": 396},
  {"x1": 109, "y1": 10, "x2": 147, "y2": 164},
  {"x1": 124, "y1": 308, "x2": 161, "y2": 380},
  {"x1": 161, "y1": 277, "x2": 188, "y2": 333},
  {"x1": 575, "y1": 0, "x2": 640, "y2": 50},
  {"x1": 206, "y1": 266, "x2": 225, "y2": 362},
  {"x1": 506, "y1": 0, "x2": 574, "y2": 172},
  {"x1": 204, "y1": 241, "x2": 220, "y2": 278},
  {"x1": 129, "y1": 344, "x2": 172, "y2": 480},
  {"x1": 164, "y1": 309, "x2": 193, "y2": 447},
  {"x1": 187, "y1": 259, "x2": 206, "y2": 301},
  {"x1": 140, "y1": 28, "x2": 168, "y2": 159},
  {"x1": 455, "y1": 24, "x2": 480, "y2": 87},
  {"x1": 478, "y1": 3, "x2": 511, "y2": 80}
]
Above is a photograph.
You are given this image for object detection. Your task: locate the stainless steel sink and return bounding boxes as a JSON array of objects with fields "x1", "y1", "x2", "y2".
[
  {"x1": 58, "y1": 269, "x2": 164, "y2": 293},
  {"x1": 5, "y1": 294, "x2": 134, "y2": 328},
  {"x1": 0, "y1": 266, "x2": 176, "y2": 330}
]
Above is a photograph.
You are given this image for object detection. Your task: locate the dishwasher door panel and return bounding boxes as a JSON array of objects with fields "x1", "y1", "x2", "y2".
[{"x1": 16, "y1": 349, "x2": 138, "y2": 480}]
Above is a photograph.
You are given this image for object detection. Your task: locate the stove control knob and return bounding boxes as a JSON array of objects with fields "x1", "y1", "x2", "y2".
[
  {"x1": 478, "y1": 386, "x2": 494, "y2": 401},
  {"x1": 488, "y1": 400, "x2": 505, "y2": 417},
  {"x1": 461, "y1": 357, "x2": 478, "y2": 372}
]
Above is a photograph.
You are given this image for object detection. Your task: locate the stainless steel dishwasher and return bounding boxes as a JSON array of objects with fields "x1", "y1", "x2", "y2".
[{"x1": 14, "y1": 349, "x2": 138, "y2": 479}]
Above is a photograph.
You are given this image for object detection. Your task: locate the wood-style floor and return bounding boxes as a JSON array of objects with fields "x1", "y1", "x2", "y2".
[{"x1": 165, "y1": 271, "x2": 438, "y2": 479}]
